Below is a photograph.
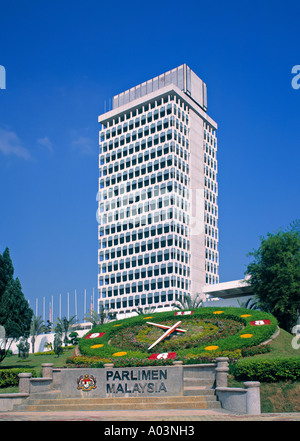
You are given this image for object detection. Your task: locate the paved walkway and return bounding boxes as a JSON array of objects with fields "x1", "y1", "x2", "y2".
[{"x1": 0, "y1": 409, "x2": 300, "y2": 421}]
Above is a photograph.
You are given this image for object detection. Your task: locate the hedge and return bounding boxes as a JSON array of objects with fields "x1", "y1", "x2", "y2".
[
  {"x1": 0, "y1": 368, "x2": 37, "y2": 388},
  {"x1": 230, "y1": 358, "x2": 300, "y2": 382}
]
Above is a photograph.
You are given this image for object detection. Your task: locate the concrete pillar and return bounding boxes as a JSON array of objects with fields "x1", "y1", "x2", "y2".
[
  {"x1": 244, "y1": 381, "x2": 261, "y2": 414},
  {"x1": 18, "y1": 373, "x2": 32, "y2": 394},
  {"x1": 104, "y1": 363, "x2": 114, "y2": 368},
  {"x1": 172, "y1": 360, "x2": 183, "y2": 366},
  {"x1": 215, "y1": 357, "x2": 229, "y2": 387},
  {"x1": 42, "y1": 363, "x2": 54, "y2": 378}
]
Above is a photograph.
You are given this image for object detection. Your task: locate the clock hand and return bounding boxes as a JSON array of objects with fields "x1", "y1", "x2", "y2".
[
  {"x1": 146, "y1": 321, "x2": 186, "y2": 333},
  {"x1": 148, "y1": 321, "x2": 183, "y2": 351}
]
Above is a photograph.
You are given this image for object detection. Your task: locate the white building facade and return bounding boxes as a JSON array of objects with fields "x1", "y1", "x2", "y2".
[{"x1": 97, "y1": 64, "x2": 219, "y2": 314}]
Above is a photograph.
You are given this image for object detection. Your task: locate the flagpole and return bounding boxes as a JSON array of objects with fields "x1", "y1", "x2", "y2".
[
  {"x1": 75, "y1": 289, "x2": 77, "y2": 321},
  {"x1": 67, "y1": 292, "x2": 69, "y2": 320}
]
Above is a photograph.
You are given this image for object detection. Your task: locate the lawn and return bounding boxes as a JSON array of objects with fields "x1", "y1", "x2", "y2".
[
  {"x1": 228, "y1": 328, "x2": 300, "y2": 412},
  {"x1": 250, "y1": 328, "x2": 299, "y2": 360},
  {"x1": 0, "y1": 347, "x2": 75, "y2": 378}
]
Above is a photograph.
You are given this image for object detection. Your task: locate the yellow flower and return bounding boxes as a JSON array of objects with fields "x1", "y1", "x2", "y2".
[
  {"x1": 213, "y1": 311, "x2": 224, "y2": 314},
  {"x1": 113, "y1": 324, "x2": 121, "y2": 327},
  {"x1": 240, "y1": 334, "x2": 253, "y2": 338},
  {"x1": 240, "y1": 314, "x2": 252, "y2": 318},
  {"x1": 205, "y1": 345, "x2": 219, "y2": 350},
  {"x1": 143, "y1": 316, "x2": 152, "y2": 319},
  {"x1": 90, "y1": 344, "x2": 104, "y2": 349},
  {"x1": 112, "y1": 351, "x2": 127, "y2": 356}
]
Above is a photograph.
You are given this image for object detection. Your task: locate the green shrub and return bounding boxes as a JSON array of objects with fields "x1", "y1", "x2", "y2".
[
  {"x1": 0, "y1": 368, "x2": 37, "y2": 388},
  {"x1": 230, "y1": 358, "x2": 300, "y2": 382}
]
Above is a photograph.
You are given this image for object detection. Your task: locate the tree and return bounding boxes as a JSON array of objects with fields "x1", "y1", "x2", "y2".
[
  {"x1": 69, "y1": 331, "x2": 79, "y2": 345},
  {"x1": 84, "y1": 307, "x2": 116, "y2": 326},
  {"x1": 134, "y1": 306, "x2": 156, "y2": 316},
  {"x1": 0, "y1": 248, "x2": 33, "y2": 362},
  {"x1": 30, "y1": 315, "x2": 47, "y2": 353},
  {"x1": 172, "y1": 292, "x2": 203, "y2": 310},
  {"x1": 237, "y1": 298, "x2": 259, "y2": 310},
  {"x1": 17, "y1": 337, "x2": 30, "y2": 359},
  {"x1": 53, "y1": 333, "x2": 63, "y2": 357},
  {"x1": 246, "y1": 224, "x2": 300, "y2": 332},
  {"x1": 54, "y1": 315, "x2": 78, "y2": 346}
]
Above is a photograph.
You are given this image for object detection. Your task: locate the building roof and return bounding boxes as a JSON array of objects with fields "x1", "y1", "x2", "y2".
[{"x1": 203, "y1": 279, "x2": 252, "y2": 299}]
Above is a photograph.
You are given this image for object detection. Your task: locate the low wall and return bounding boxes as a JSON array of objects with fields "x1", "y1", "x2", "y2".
[
  {"x1": 216, "y1": 382, "x2": 261, "y2": 415},
  {"x1": 0, "y1": 360, "x2": 261, "y2": 414},
  {"x1": 0, "y1": 393, "x2": 29, "y2": 412}
]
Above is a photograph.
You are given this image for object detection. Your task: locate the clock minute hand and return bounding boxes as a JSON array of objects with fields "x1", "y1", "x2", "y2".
[
  {"x1": 146, "y1": 321, "x2": 186, "y2": 333},
  {"x1": 148, "y1": 321, "x2": 183, "y2": 351}
]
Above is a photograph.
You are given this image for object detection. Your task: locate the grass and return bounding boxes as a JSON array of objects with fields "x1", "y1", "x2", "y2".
[
  {"x1": 0, "y1": 346, "x2": 75, "y2": 379},
  {"x1": 228, "y1": 328, "x2": 300, "y2": 412},
  {"x1": 1, "y1": 329, "x2": 299, "y2": 412},
  {"x1": 253, "y1": 328, "x2": 300, "y2": 360},
  {"x1": 228, "y1": 377, "x2": 300, "y2": 413}
]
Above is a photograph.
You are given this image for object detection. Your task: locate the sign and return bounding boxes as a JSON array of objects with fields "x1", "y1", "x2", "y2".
[
  {"x1": 148, "y1": 352, "x2": 177, "y2": 360},
  {"x1": 250, "y1": 320, "x2": 271, "y2": 326},
  {"x1": 85, "y1": 332, "x2": 105, "y2": 339},
  {"x1": 105, "y1": 368, "x2": 173, "y2": 395},
  {"x1": 175, "y1": 311, "x2": 193, "y2": 316},
  {"x1": 77, "y1": 374, "x2": 97, "y2": 391}
]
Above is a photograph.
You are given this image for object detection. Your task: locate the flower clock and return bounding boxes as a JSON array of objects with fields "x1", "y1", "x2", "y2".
[{"x1": 78, "y1": 307, "x2": 278, "y2": 366}]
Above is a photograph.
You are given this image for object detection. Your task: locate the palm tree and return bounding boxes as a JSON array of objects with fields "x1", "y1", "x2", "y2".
[
  {"x1": 134, "y1": 306, "x2": 156, "y2": 316},
  {"x1": 237, "y1": 298, "x2": 260, "y2": 310},
  {"x1": 84, "y1": 306, "x2": 116, "y2": 326},
  {"x1": 30, "y1": 315, "x2": 47, "y2": 354},
  {"x1": 55, "y1": 315, "x2": 78, "y2": 346},
  {"x1": 172, "y1": 293, "x2": 203, "y2": 310}
]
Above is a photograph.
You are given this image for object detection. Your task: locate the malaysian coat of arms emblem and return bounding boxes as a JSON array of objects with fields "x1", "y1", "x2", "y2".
[{"x1": 77, "y1": 374, "x2": 97, "y2": 391}]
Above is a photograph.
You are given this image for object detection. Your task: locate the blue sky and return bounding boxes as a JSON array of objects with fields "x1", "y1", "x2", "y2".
[{"x1": 0, "y1": 0, "x2": 299, "y2": 321}]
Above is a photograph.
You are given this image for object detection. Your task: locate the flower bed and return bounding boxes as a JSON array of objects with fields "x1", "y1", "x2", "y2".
[{"x1": 77, "y1": 307, "x2": 277, "y2": 366}]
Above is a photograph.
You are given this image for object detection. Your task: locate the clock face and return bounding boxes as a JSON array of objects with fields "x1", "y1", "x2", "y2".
[{"x1": 80, "y1": 307, "x2": 277, "y2": 362}]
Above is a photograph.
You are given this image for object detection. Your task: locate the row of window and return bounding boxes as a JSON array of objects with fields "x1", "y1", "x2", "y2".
[
  {"x1": 98, "y1": 207, "x2": 190, "y2": 228},
  {"x1": 99, "y1": 234, "x2": 190, "y2": 253},
  {"x1": 99, "y1": 221, "x2": 189, "y2": 240},
  {"x1": 100, "y1": 195, "x2": 189, "y2": 217},
  {"x1": 205, "y1": 249, "x2": 218, "y2": 263},
  {"x1": 99, "y1": 247, "x2": 189, "y2": 265},
  {"x1": 101, "y1": 114, "x2": 188, "y2": 143},
  {"x1": 99, "y1": 180, "x2": 189, "y2": 203},
  {"x1": 101, "y1": 164, "x2": 189, "y2": 184},
  {"x1": 100, "y1": 126, "x2": 189, "y2": 155},
  {"x1": 101, "y1": 96, "x2": 189, "y2": 130},
  {"x1": 100, "y1": 141, "x2": 190, "y2": 163},
  {"x1": 99, "y1": 276, "x2": 190, "y2": 295},
  {"x1": 206, "y1": 236, "x2": 218, "y2": 251},
  {"x1": 99, "y1": 289, "x2": 186, "y2": 309},
  {"x1": 100, "y1": 262, "x2": 189, "y2": 277},
  {"x1": 100, "y1": 151, "x2": 189, "y2": 174},
  {"x1": 205, "y1": 274, "x2": 219, "y2": 284},
  {"x1": 99, "y1": 165, "x2": 189, "y2": 191}
]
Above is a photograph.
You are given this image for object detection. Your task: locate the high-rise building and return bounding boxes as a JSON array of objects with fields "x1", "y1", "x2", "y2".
[{"x1": 97, "y1": 64, "x2": 218, "y2": 314}]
